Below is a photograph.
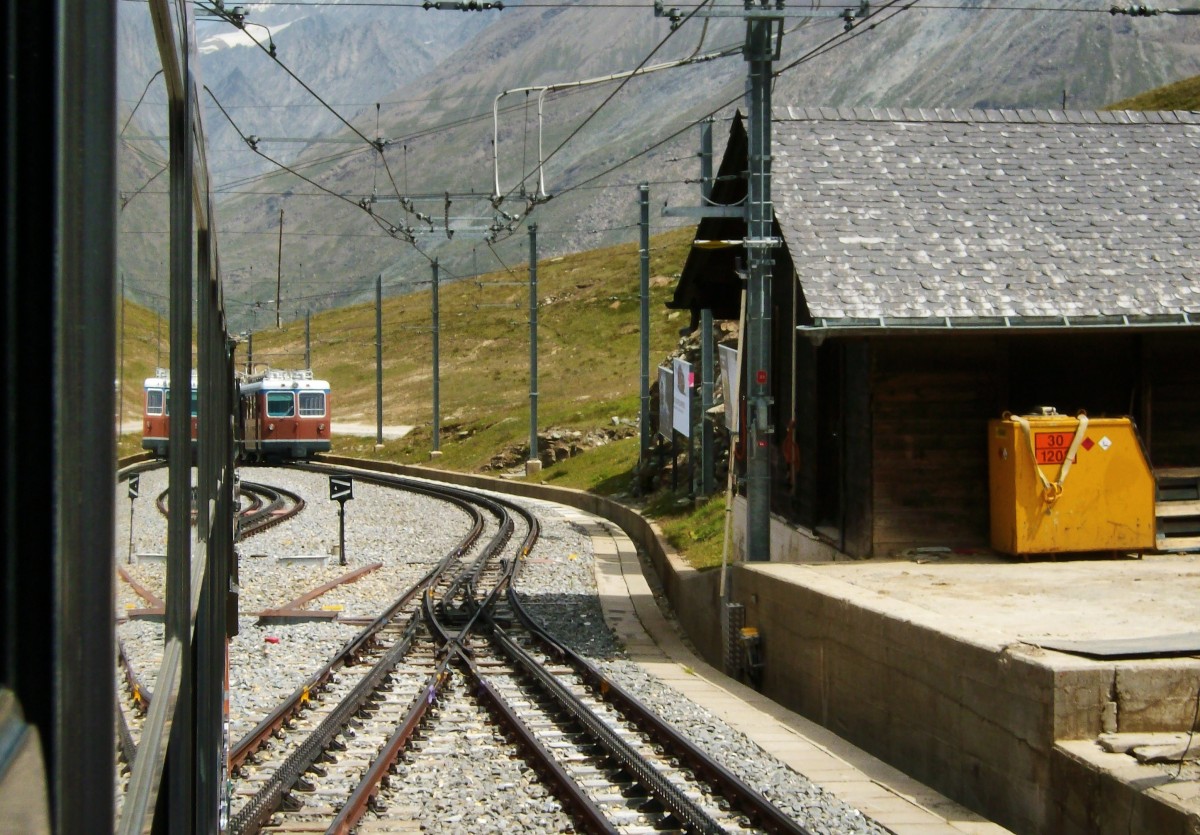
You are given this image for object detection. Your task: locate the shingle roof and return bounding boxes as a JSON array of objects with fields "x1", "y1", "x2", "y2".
[{"x1": 771, "y1": 108, "x2": 1200, "y2": 326}]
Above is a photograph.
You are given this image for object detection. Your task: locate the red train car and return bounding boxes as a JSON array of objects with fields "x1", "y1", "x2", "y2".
[
  {"x1": 141, "y1": 369, "x2": 198, "y2": 457},
  {"x1": 239, "y1": 369, "x2": 331, "y2": 462}
]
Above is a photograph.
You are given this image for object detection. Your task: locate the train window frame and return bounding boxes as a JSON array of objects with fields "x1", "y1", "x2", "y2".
[
  {"x1": 146, "y1": 389, "x2": 164, "y2": 415},
  {"x1": 266, "y1": 391, "x2": 295, "y2": 418},
  {"x1": 297, "y1": 391, "x2": 325, "y2": 418}
]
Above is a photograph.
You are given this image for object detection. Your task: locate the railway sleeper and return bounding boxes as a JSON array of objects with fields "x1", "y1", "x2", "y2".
[{"x1": 622, "y1": 782, "x2": 651, "y2": 799}]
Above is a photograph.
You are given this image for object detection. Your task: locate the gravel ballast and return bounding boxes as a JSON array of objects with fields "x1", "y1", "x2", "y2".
[{"x1": 115, "y1": 465, "x2": 886, "y2": 834}]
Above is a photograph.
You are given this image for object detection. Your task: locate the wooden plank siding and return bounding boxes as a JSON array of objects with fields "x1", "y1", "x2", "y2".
[
  {"x1": 786, "y1": 330, "x2": 1197, "y2": 558},
  {"x1": 793, "y1": 338, "x2": 820, "y2": 529},
  {"x1": 842, "y1": 341, "x2": 873, "y2": 556},
  {"x1": 869, "y1": 337, "x2": 1001, "y2": 556},
  {"x1": 1145, "y1": 332, "x2": 1200, "y2": 469}
]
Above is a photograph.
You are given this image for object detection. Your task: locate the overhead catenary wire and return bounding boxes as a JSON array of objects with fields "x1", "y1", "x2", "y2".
[
  {"x1": 120, "y1": 69, "x2": 165, "y2": 137},
  {"x1": 142, "y1": 0, "x2": 1135, "y2": 9},
  {"x1": 200, "y1": 0, "x2": 1059, "y2": 294},
  {"x1": 197, "y1": 0, "x2": 429, "y2": 227},
  {"x1": 205, "y1": 86, "x2": 421, "y2": 245},
  {"x1": 546, "y1": 0, "x2": 918, "y2": 204},
  {"x1": 491, "y1": 0, "x2": 717, "y2": 207}
]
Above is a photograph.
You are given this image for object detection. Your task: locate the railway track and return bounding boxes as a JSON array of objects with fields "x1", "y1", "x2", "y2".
[
  {"x1": 151, "y1": 475, "x2": 307, "y2": 537},
  {"x1": 114, "y1": 464, "x2": 836, "y2": 834}
]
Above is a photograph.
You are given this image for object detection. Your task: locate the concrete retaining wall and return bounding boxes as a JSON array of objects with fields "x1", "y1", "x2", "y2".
[
  {"x1": 730, "y1": 564, "x2": 1200, "y2": 835},
  {"x1": 321, "y1": 457, "x2": 1200, "y2": 835}
]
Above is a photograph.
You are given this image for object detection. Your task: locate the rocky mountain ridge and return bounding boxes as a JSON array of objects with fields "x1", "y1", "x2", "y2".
[{"x1": 116, "y1": 1, "x2": 1200, "y2": 331}]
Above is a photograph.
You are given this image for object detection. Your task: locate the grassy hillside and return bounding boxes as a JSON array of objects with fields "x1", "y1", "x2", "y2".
[
  {"x1": 116, "y1": 225, "x2": 709, "y2": 504},
  {"x1": 239, "y1": 226, "x2": 695, "y2": 473},
  {"x1": 116, "y1": 295, "x2": 171, "y2": 457},
  {"x1": 1106, "y1": 73, "x2": 1200, "y2": 110}
]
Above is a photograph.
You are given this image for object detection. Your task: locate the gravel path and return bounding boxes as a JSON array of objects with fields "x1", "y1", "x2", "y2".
[{"x1": 115, "y1": 466, "x2": 885, "y2": 834}]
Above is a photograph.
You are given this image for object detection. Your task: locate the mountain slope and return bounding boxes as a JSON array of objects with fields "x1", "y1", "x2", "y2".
[{"x1": 117, "y1": 0, "x2": 1200, "y2": 331}]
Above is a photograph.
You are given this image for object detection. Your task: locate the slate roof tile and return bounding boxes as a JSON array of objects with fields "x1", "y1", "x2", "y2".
[{"x1": 767, "y1": 108, "x2": 1200, "y2": 324}]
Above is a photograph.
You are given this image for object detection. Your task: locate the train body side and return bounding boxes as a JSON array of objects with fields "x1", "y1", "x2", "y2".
[
  {"x1": 141, "y1": 370, "x2": 198, "y2": 457},
  {"x1": 239, "y1": 370, "x2": 331, "y2": 461}
]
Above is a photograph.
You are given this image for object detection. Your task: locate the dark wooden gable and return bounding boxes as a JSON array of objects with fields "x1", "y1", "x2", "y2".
[{"x1": 669, "y1": 114, "x2": 748, "y2": 325}]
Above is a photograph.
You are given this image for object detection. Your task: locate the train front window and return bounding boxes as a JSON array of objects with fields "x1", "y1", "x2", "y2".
[
  {"x1": 146, "y1": 389, "x2": 164, "y2": 415},
  {"x1": 191, "y1": 390, "x2": 198, "y2": 417},
  {"x1": 267, "y1": 392, "x2": 295, "y2": 417},
  {"x1": 298, "y1": 391, "x2": 325, "y2": 417}
]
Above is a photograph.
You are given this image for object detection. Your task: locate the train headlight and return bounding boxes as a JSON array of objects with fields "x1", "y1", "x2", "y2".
[{"x1": 268, "y1": 423, "x2": 274, "y2": 431}]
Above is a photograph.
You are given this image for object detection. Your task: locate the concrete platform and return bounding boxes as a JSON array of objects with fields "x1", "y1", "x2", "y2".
[
  {"x1": 570, "y1": 507, "x2": 1013, "y2": 835},
  {"x1": 334, "y1": 460, "x2": 1200, "y2": 835},
  {"x1": 729, "y1": 553, "x2": 1200, "y2": 835}
]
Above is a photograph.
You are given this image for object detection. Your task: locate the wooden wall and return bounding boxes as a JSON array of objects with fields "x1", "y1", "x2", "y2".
[
  {"x1": 1145, "y1": 332, "x2": 1200, "y2": 469},
  {"x1": 869, "y1": 337, "x2": 1001, "y2": 556},
  {"x1": 842, "y1": 342, "x2": 873, "y2": 556},
  {"x1": 789, "y1": 329, "x2": 1198, "y2": 558}
]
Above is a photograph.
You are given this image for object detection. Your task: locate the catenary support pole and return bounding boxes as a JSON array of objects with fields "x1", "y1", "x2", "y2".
[
  {"x1": 639, "y1": 184, "x2": 651, "y2": 468},
  {"x1": 700, "y1": 117, "x2": 714, "y2": 202},
  {"x1": 527, "y1": 224, "x2": 540, "y2": 474},
  {"x1": 744, "y1": 7, "x2": 776, "y2": 562},
  {"x1": 304, "y1": 309, "x2": 311, "y2": 369},
  {"x1": 120, "y1": 271, "x2": 126, "y2": 427},
  {"x1": 375, "y1": 273, "x2": 383, "y2": 447},
  {"x1": 701, "y1": 308, "x2": 715, "y2": 496},
  {"x1": 432, "y1": 259, "x2": 441, "y2": 456},
  {"x1": 276, "y1": 208, "x2": 283, "y2": 328}
]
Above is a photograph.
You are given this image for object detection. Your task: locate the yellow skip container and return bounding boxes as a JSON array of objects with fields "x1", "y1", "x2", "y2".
[{"x1": 988, "y1": 408, "x2": 1156, "y2": 556}]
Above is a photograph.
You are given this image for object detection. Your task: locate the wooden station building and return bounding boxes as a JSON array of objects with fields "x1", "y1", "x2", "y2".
[{"x1": 672, "y1": 108, "x2": 1200, "y2": 558}]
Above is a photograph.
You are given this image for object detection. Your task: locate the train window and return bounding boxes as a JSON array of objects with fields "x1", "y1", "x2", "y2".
[
  {"x1": 298, "y1": 391, "x2": 325, "y2": 417},
  {"x1": 191, "y1": 390, "x2": 198, "y2": 417},
  {"x1": 147, "y1": 389, "x2": 164, "y2": 415},
  {"x1": 266, "y1": 392, "x2": 295, "y2": 417}
]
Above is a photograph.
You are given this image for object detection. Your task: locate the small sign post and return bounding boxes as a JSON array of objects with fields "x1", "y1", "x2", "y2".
[
  {"x1": 329, "y1": 476, "x2": 353, "y2": 565},
  {"x1": 126, "y1": 474, "x2": 140, "y2": 564}
]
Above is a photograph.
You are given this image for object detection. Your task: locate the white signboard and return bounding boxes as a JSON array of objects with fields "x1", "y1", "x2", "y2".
[
  {"x1": 657, "y1": 366, "x2": 672, "y2": 439},
  {"x1": 672, "y1": 358, "x2": 692, "y2": 437},
  {"x1": 718, "y1": 343, "x2": 740, "y2": 433}
]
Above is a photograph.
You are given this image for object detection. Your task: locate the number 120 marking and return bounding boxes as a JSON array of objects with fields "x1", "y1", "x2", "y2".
[{"x1": 1034, "y1": 432, "x2": 1075, "y2": 465}]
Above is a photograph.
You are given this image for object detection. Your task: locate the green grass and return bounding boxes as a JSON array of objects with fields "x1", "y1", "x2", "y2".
[
  {"x1": 528, "y1": 435, "x2": 642, "y2": 496},
  {"x1": 648, "y1": 492, "x2": 731, "y2": 572},
  {"x1": 116, "y1": 75, "x2": 1200, "y2": 572},
  {"x1": 116, "y1": 225, "x2": 733, "y2": 570},
  {"x1": 1106, "y1": 74, "x2": 1200, "y2": 111}
]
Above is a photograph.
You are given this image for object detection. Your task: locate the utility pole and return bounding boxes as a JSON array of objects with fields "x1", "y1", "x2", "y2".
[
  {"x1": 655, "y1": 1, "x2": 867, "y2": 562},
  {"x1": 431, "y1": 259, "x2": 442, "y2": 458},
  {"x1": 527, "y1": 223, "x2": 540, "y2": 476},
  {"x1": 701, "y1": 308, "x2": 715, "y2": 496},
  {"x1": 375, "y1": 273, "x2": 383, "y2": 447},
  {"x1": 304, "y1": 309, "x2": 311, "y2": 369},
  {"x1": 639, "y1": 184, "x2": 651, "y2": 469},
  {"x1": 120, "y1": 271, "x2": 126, "y2": 429},
  {"x1": 276, "y1": 208, "x2": 283, "y2": 328},
  {"x1": 742, "y1": 2, "x2": 777, "y2": 563}
]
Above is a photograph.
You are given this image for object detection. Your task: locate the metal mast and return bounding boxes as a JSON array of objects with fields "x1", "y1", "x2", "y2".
[
  {"x1": 655, "y1": 0, "x2": 866, "y2": 560},
  {"x1": 743, "y1": 1, "x2": 779, "y2": 562}
]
